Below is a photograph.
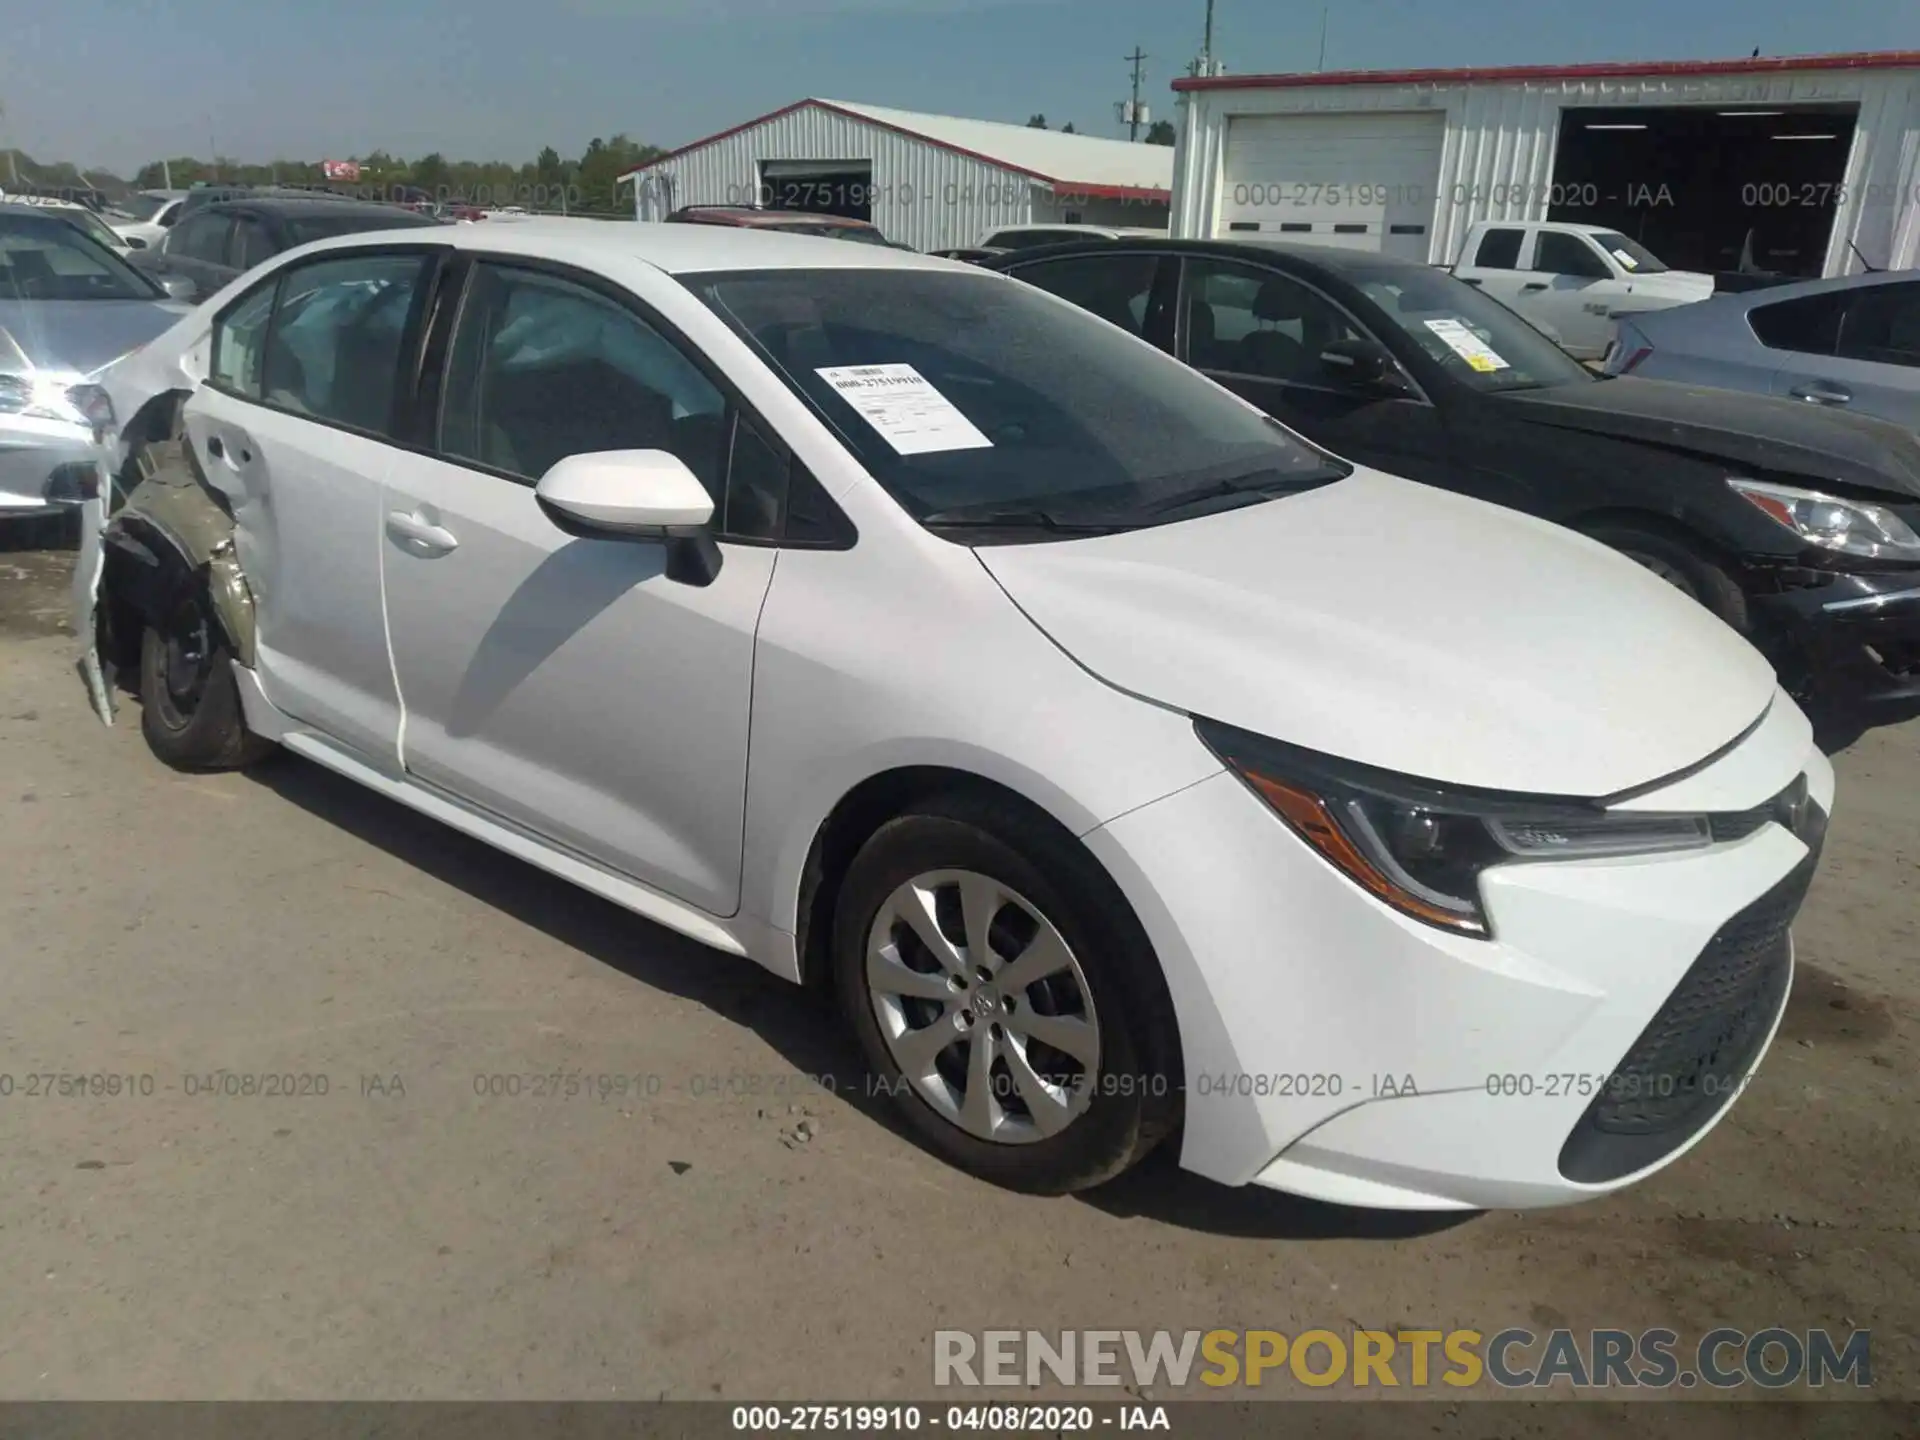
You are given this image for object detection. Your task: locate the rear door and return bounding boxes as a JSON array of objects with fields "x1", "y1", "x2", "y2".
[
  {"x1": 1517, "y1": 231, "x2": 1624, "y2": 358},
  {"x1": 156, "y1": 211, "x2": 235, "y2": 301},
  {"x1": 378, "y1": 257, "x2": 777, "y2": 916},
  {"x1": 1765, "y1": 280, "x2": 1920, "y2": 429},
  {"x1": 185, "y1": 245, "x2": 444, "y2": 765}
]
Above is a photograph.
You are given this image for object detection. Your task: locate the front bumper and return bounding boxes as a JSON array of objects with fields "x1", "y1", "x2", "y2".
[
  {"x1": 1751, "y1": 569, "x2": 1920, "y2": 710},
  {"x1": 0, "y1": 413, "x2": 104, "y2": 517},
  {"x1": 1081, "y1": 691, "x2": 1833, "y2": 1209}
]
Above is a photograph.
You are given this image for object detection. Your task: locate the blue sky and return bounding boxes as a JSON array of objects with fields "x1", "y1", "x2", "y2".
[{"x1": 3, "y1": 0, "x2": 1914, "y2": 175}]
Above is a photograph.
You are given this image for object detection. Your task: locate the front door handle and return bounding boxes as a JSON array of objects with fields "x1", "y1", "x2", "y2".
[
  {"x1": 1521, "y1": 281, "x2": 1549, "y2": 292},
  {"x1": 1790, "y1": 384, "x2": 1851, "y2": 406},
  {"x1": 386, "y1": 510, "x2": 460, "y2": 554}
]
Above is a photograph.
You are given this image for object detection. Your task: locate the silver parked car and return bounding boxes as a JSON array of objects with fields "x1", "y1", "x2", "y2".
[
  {"x1": 1607, "y1": 270, "x2": 1920, "y2": 429},
  {"x1": 0, "y1": 205, "x2": 191, "y2": 519}
]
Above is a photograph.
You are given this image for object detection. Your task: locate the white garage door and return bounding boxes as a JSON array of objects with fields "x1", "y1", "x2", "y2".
[{"x1": 1218, "y1": 111, "x2": 1445, "y2": 261}]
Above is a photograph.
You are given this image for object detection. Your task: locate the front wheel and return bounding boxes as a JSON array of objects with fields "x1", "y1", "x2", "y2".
[
  {"x1": 1584, "y1": 521, "x2": 1749, "y2": 632},
  {"x1": 833, "y1": 795, "x2": 1179, "y2": 1194},
  {"x1": 138, "y1": 595, "x2": 273, "y2": 771}
]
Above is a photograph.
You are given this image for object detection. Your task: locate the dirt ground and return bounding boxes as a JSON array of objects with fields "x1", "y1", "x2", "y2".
[{"x1": 2, "y1": 537, "x2": 1916, "y2": 1423}]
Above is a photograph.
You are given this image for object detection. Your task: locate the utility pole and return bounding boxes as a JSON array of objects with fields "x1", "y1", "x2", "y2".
[
  {"x1": 1187, "y1": 0, "x2": 1222, "y2": 79},
  {"x1": 1121, "y1": 47, "x2": 1149, "y2": 140}
]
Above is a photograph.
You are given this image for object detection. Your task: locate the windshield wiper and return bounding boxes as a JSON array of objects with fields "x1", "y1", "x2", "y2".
[
  {"x1": 1140, "y1": 467, "x2": 1341, "y2": 518},
  {"x1": 919, "y1": 505, "x2": 1129, "y2": 534}
]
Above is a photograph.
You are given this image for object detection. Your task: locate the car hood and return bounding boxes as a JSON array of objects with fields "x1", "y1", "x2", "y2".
[
  {"x1": 0, "y1": 299, "x2": 182, "y2": 379},
  {"x1": 1495, "y1": 375, "x2": 1920, "y2": 498},
  {"x1": 977, "y1": 468, "x2": 1776, "y2": 798},
  {"x1": 1617, "y1": 270, "x2": 1716, "y2": 302}
]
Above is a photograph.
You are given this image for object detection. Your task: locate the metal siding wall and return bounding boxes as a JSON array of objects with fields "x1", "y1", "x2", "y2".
[
  {"x1": 1175, "y1": 67, "x2": 1920, "y2": 273},
  {"x1": 629, "y1": 105, "x2": 1034, "y2": 250}
]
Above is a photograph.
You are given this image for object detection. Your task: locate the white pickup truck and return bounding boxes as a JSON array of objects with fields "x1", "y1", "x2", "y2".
[{"x1": 1450, "y1": 220, "x2": 1715, "y2": 361}]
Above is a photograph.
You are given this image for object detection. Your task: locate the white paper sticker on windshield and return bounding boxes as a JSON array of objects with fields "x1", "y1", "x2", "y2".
[
  {"x1": 1424, "y1": 317, "x2": 1510, "y2": 373},
  {"x1": 1612, "y1": 248, "x2": 1640, "y2": 271},
  {"x1": 814, "y1": 364, "x2": 994, "y2": 455}
]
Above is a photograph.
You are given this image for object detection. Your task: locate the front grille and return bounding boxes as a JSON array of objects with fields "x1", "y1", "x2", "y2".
[{"x1": 1558, "y1": 842, "x2": 1820, "y2": 1185}]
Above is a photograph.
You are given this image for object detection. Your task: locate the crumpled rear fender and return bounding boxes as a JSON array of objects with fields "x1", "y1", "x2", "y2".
[{"x1": 73, "y1": 437, "x2": 255, "y2": 723}]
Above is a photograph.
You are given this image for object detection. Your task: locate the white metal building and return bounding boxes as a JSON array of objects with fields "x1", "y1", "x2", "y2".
[
  {"x1": 618, "y1": 99, "x2": 1172, "y2": 252},
  {"x1": 1170, "y1": 51, "x2": 1920, "y2": 278}
]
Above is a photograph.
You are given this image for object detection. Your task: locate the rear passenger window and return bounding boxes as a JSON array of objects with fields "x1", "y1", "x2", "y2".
[
  {"x1": 1012, "y1": 253, "x2": 1160, "y2": 337},
  {"x1": 209, "y1": 281, "x2": 276, "y2": 399},
  {"x1": 1748, "y1": 292, "x2": 1845, "y2": 355},
  {"x1": 1473, "y1": 228, "x2": 1524, "y2": 269},
  {"x1": 262, "y1": 253, "x2": 430, "y2": 437}
]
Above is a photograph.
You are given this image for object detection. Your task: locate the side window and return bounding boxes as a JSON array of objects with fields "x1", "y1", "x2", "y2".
[
  {"x1": 231, "y1": 217, "x2": 275, "y2": 271},
  {"x1": 156, "y1": 201, "x2": 181, "y2": 229},
  {"x1": 261, "y1": 252, "x2": 431, "y2": 436},
  {"x1": 1748, "y1": 292, "x2": 1845, "y2": 355},
  {"x1": 1835, "y1": 282, "x2": 1920, "y2": 369},
  {"x1": 724, "y1": 413, "x2": 789, "y2": 541},
  {"x1": 439, "y1": 263, "x2": 728, "y2": 500},
  {"x1": 1181, "y1": 258, "x2": 1365, "y2": 382},
  {"x1": 167, "y1": 213, "x2": 228, "y2": 263},
  {"x1": 1012, "y1": 253, "x2": 1160, "y2": 338},
  {"x1": 1533, "y1": 231, "x2": 1612, "y2": 280},
  {"x1": 1473, "y1": 228, "x2": 1525, "y2": 269},
  {"x1": 209, "y1": 279, "x2": 278, "y2": 399}
]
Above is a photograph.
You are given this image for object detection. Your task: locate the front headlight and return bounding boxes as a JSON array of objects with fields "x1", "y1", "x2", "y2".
[
  {"x1": 1728, "y1": 477, "x2": 1920, "y2": 561},
  {"x1": 0, "y1": 372, "x2": 115, "y2": 438},
  {"x1": 1196, "y1": 719, "x2": 1712, "y2": 939}
]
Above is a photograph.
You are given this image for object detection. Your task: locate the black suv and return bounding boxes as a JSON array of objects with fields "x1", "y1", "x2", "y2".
[{"x1": 130, "y1": 198, "x2": 442, "y2": 303}]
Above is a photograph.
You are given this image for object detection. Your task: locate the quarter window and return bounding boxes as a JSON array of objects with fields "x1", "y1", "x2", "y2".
[{"x1": 209, "y1": 281, "x2": 276, "y2": 399}]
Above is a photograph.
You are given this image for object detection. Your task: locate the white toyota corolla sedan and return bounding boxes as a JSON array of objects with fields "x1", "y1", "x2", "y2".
[{"x1": 84, "y1": 221, "x2": 1833, "y2": 1209}]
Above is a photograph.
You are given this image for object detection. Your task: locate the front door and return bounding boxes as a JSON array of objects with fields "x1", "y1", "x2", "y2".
[
  {"x1": 1173, "y1": 256, "x2": 1450, "y2": 484},
  {"x1": 379, "y1": 259, "x2": 774, "y2": 917}
]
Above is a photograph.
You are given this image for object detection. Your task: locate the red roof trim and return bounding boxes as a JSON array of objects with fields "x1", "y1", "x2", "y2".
[
  {"x1": 617, "y1": 99, "x2": 1169, "y2": 199},
  {"x1": 1171, "y1": 49, "x2": 1920, "y2": 93}
]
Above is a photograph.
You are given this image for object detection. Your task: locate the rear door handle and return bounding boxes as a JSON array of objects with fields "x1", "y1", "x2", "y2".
[
  {"x1": 1790, "y1": 384, "x2": 1851, "y2": 406},
  {"x1": 386, "y1": 510, "x2": 460, "y2": 554}
]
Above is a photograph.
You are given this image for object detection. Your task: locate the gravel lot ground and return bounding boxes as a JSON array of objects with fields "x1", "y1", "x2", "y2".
[{"x1": 2, "y1": 537, "x2": 1916, "y2": 1429}]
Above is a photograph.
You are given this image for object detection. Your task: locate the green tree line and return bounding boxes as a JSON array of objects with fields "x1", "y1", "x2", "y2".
[{"x1": 5, "y1": 136, "x2": 669, "y2": 214}]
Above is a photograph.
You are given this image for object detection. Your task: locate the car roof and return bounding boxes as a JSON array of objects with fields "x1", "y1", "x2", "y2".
[
  {"x1": 676, "y1": 207, "x2": 875, "y2": 227},
  {"x1": 205, "y1": 198, "x2": 440, "y2": 222},
  {"x1": 988, "y1": 234, "x2": 1431, "y2": 276},
  {"x1": 279, "y1": 218, "x2": 969, "y2": 275}
]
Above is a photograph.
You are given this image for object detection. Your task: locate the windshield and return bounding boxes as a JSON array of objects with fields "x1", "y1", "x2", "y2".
[
  {"x1": 0, "y1": 213, "x2": 160, "y2": 302},
  {"x1": 1590, "y1": 231, "x2": 1670, "y2": 275},
  {"x1": 1346, "y1": 263, "x2": 1595, "y2": 393},
  {"x1": 283, "y1": 210, "x2": 440, "y2": 246},
  {"x1": 114, "y1": 193, "x2": 172, "y2": 222},
  {"x1": 695, "y1": 267, "x2": 1347, "y2": 531}
]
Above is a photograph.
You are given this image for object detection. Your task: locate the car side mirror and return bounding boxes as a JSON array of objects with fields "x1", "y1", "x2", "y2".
[
  {"x1": 126, "y1": 236, "x2": 149, "y2": 250},
  {"x1": 534, "y1": 449, "x2": 724, "y2": 586},
  {"x1": 159, "y1": 275, "x2": 196, "y2": 300},
  {"x1": 1319, "y1": 338, "x2": 1410, "y2": 395}
]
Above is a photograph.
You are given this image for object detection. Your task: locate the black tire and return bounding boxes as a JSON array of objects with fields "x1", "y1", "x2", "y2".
[
  {"x1": 138, "y1": 595, "x2": 272, "y2": 771},
  {"x1": 1584, "y1": 520, "x2": 1749, "y2": 632},
  {"x1": 832, "y1": 792, "x2": 1181, "y2": 1194}
]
